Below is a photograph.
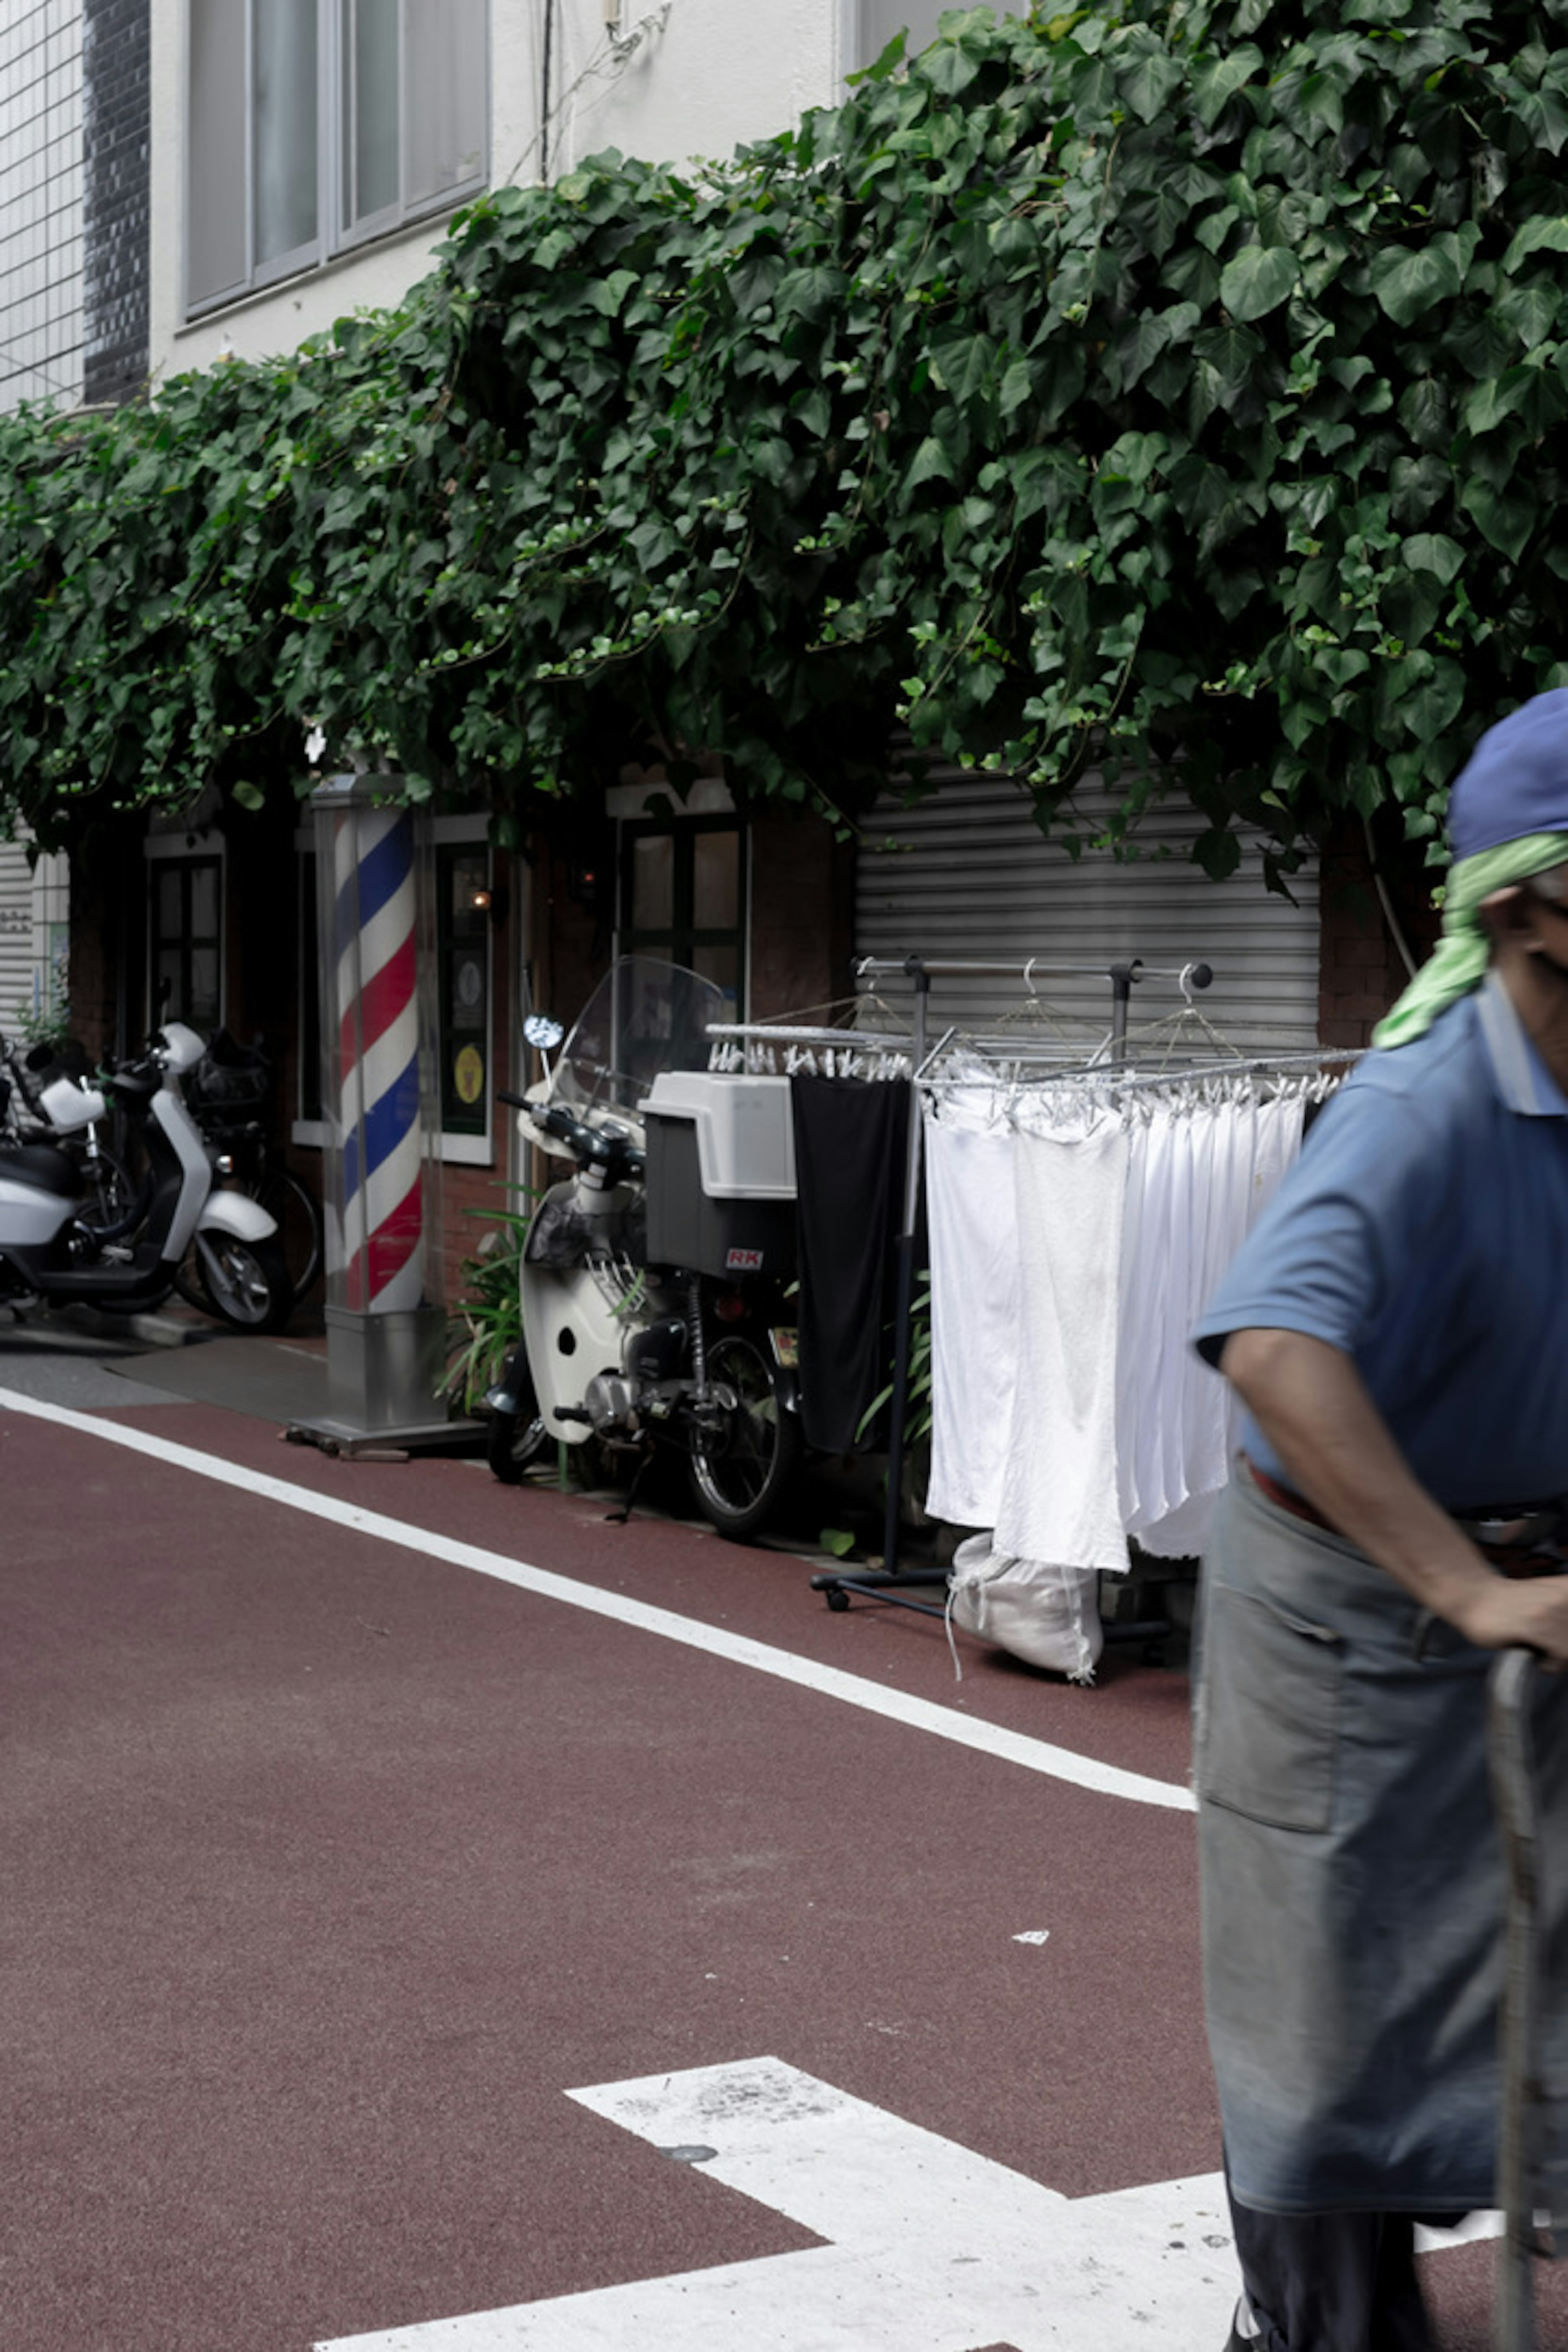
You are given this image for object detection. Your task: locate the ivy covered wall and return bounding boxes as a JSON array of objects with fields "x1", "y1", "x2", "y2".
[{"x1": 2, "y1": 0, "x2": 1568, "y2": 893}]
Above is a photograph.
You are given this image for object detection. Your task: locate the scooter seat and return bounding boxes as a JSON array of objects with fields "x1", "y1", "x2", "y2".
[{"x1": 0, "y1": 1142, "x2": 85, "y2": 1199}]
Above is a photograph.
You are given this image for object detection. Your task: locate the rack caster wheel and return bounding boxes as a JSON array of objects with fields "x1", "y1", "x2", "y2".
[{"x1": 825, "y1": 1588, "x2": 851, "y2": 1611}]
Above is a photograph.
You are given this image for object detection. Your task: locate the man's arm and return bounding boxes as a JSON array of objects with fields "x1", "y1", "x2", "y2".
[{"x1": 1221, "y1": 1327, "x2": 1568, "y2": 1662}]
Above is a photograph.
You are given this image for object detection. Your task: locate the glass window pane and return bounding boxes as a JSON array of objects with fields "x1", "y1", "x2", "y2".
[
  {"x1": 691, "y1": 942, "x2": 739, "y2": 1010},
  {"x1": 404, "y1": 0, "x2": 486, "y2": 206},
  {"x1": 188, "y1": 0, "x2": 247, "y2": 303},
  {"x1": 156, "y1": 948, "x2": 183, "y2": 1008},
  {"x1": 156, "y1": 866, "x2": 183, "y2": 939},
  {"x1": 630, "y1": 834, "x2": 674, "y2": 932},
  {"x1": 437, "y1": 843, "x2": 488, "y2": 1135},
  {"x1": 298, "y1": 849, "x2": 322, "y2": 1122},
  {"x1": 450, "y1": 851, "x2": 487, "y2": 938},
  {"x1": 188, "y1": 949, "x2": 221, "y2": 1033},
  {"x1": 189, "y1": 862, "x2": 220, "y2": 938},
  {"x1": 346, "y1": 0, "x2": 399, "y2": 223},
  {"x1": 254, "y1": 0, "x2": 318, "y2": 263},
  {"x1": 448, "y1": 944, "x2": 486, "y2": 1032},
  {"x1": 692, "y1": 830, "x2": 738, "y2": 931}
]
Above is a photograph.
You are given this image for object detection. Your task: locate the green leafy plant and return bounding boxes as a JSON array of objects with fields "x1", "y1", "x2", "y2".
[
  {"x1": 12, "y1": 991, "x2": 71, "y2": 1054},
  {"x1": 441, "y1": 1194, "x2": 533, "y2": 1411},
  {"x1": 3, "y1": 0, "x2": 1568, "y2": 876},
  {"x1": 860, "y1": 1272, "x2": 935, "y2": 1452}
]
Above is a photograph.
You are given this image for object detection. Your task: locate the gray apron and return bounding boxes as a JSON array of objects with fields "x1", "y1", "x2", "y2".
[{"x1": 1196, "y1": 1466, "x2": 1568, "y2": 2217}]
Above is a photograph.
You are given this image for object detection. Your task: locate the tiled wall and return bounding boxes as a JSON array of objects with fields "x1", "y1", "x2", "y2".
[{"x1": 0, "y1": 0, "x2": 83, "y2": 411}]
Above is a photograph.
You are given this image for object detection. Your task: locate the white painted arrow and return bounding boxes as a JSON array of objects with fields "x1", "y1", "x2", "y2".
[
  {"x1": 316, "y1": 2055, "x2": 1241, "y2": 2350},
  {"x1": 314, "y1": 2058, "x2": 1503, "y2": 2351}
]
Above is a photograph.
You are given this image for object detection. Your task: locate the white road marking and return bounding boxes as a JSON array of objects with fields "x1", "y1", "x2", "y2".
[
  {"x1": 1012, "y1": 1929, "x2": 1051, "y2": 1945},
  {"x1": 314, "y1": 2054, "x2": 1239, "y2": 2350},
  {"x1": 0, "y1": 1383, "x2": 1194, "y2": 1812}
]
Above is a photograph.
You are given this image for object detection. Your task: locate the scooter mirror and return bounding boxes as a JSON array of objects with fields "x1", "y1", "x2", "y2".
[{"x1": 523, "y1": 1014, "x2": 565, "y2": 1051}]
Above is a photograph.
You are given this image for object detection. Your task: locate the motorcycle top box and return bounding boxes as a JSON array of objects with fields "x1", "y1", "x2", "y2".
[{"x1": 641, "y1": 1072, "x2": 797, "y2": 1280}]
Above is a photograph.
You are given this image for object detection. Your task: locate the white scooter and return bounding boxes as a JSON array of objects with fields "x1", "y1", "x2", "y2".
[
  {"x1": 0, "y1": 1020, "x2": 292, "y2": 1329},
  {"x1": 485, "y1": 958, "x2": 801, "y2": 1540}
]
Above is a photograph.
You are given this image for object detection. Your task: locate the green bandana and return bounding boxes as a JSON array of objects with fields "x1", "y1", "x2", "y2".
[{"x1": 1372, "y1": 832, "x2": 1568, "y2": 1048}]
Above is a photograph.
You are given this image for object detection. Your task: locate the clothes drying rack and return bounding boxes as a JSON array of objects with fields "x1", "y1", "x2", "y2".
[{"x1": 712, "y1": 951, "x2": 1222, "y2": 1639}]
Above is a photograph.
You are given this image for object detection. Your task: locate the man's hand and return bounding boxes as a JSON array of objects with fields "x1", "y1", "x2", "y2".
[
  {"x1": 1221, "y1": 1328, "x2": 1568, "y2": 1659},
  {"x1": 1449, "y1": 1573, "x2": 1568, "y2": 1666}
]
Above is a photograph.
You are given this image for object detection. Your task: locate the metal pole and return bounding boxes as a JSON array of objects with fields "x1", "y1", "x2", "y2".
[
  {"x1": 880, "y1": 961, "x2": 929, "y2": 1578},
  {"x1": 1490, "y1": 1645, "x2": 1542, "y2": 2352},
  {"x1": 1109, "y1": 960, "x2": 1140, "y2": 1063}
]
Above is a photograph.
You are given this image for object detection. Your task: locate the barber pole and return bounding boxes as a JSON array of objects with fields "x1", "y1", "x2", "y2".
[{"x1": 333, "y1": 805, "x2": 424, "y2": 1314}]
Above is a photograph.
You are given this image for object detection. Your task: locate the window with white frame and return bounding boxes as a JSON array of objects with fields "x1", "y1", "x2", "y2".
[{"x1": 187, "y1": 0, "x2": 487, "y2": 314}]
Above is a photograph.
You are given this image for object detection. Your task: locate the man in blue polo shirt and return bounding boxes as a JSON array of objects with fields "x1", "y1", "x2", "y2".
[{"x1": 1193, "y1": 688, "x2": 1568, "y2": 2351}]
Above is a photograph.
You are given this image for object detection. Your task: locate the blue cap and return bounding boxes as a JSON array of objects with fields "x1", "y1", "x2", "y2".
[{"x1": 1449, "y1": 689, "x2": 1568, "y2": 860}]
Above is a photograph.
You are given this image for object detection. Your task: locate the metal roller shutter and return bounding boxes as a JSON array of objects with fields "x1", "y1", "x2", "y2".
[
  {"x1": 0, "y1": 842, "x2": 36, "y2": 1038},
  {"x1": 855, "y1": 770, "x2": 1321, "y2": 1051}
]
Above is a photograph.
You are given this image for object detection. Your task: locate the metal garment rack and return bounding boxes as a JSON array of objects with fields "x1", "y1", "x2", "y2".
[{"x1": 764, "y1": 953, "x2": 1214, "y2": 1637}]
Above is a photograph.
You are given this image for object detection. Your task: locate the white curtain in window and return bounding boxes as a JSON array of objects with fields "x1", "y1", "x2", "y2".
[
  {"x1": 345, "y1": 0, "x2": 400, "y2": 225},
  {"x1": 405, "y1": 0, "x2": 486, "y2": 206},
  {"x1": 188, "y1": 0, "x2": 247, "y2": 303},
  {"x1": 254, "y1": 0, "x2": 319, "y2": 264}
]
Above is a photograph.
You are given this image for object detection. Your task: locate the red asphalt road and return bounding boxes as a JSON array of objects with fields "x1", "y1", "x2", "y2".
[{"x1": 1, "y1": 1391, "x2": 1561, "y2": 2350}]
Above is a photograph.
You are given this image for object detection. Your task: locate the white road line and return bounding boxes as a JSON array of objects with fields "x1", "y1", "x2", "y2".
[
  {"x1": 0, "y1": 1383, "x2": 1195, "y2": 1813},
  {"x1": 315, "y1": 2054, "x2": 1238, "y2": 2349}
]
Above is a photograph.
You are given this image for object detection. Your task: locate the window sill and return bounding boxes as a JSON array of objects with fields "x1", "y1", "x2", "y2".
[{"x1": 181, "y1": 193, "x2": 483, "y2": 335}]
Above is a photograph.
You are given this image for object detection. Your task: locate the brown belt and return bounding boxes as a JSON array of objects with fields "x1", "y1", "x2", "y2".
[
  {"x1": 1240, "y1": 1455, "x2": 1568, "y2": 1576},
  {"x1": 1242, "y1": 1456, "x2": 1332, "y2": 1529}
]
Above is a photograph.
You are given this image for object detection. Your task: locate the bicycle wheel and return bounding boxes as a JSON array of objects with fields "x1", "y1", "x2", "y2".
[
  {"x1": 255, "y1": 1165, "x2": 323, "y2": 1304},
  {"x1": 73, "y1": 1143, "x2": 139, "y2": 1235}
]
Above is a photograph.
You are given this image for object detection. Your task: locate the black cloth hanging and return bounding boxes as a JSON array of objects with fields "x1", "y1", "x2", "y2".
[{"x1": 789, "y1": 1073, "x2": 912, "y2": 1455}]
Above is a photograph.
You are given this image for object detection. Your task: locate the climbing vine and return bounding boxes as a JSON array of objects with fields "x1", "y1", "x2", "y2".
[{"x1": 4, "y1": 0, "x2": 1568, "y2": 878}]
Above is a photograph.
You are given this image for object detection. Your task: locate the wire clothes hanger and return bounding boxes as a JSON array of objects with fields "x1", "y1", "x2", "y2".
[{"x1": 784, "y1": 951, "x2": 1229, "y2": 1622}]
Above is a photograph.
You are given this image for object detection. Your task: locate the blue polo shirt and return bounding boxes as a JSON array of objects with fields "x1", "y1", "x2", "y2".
[{"x1": 1194, "y1": 973, "x2": 1568, "y2": 1511}]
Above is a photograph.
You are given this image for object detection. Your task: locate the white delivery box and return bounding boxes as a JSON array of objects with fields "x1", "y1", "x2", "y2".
[{"x1": 641, "y1": 1072, "x2": 797, "y2": 1278}]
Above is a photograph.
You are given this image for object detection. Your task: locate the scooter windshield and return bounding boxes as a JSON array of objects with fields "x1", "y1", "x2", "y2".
[{"x1": 555, "y1": 957, "x2": 726, "y2": 1116}]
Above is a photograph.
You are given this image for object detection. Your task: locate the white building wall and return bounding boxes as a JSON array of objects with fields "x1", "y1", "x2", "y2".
[{"x1": 152, "y1": 0, "x2": 1002, "y2": 376}]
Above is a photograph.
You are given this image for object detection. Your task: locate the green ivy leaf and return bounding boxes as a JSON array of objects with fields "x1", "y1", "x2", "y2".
[
  {"x1": 1370, "y1": 249, "x2": 1452, "y2": 329},
  {"x1": 1459, "y1": 474, "x2": 1537, "y2": 563},
  {"x1": 1219, "y1": 243, "x2": 1302, "y2": 323},
  {"x1": 1402, "y1": 531, "x2": 1465, "y2": 585}
]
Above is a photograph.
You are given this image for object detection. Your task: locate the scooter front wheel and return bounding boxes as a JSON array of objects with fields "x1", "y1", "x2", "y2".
[
  {"x1": 687, "y1": 1331, "x2": 799, "y2": 1542},
  {"x1": 486, "y1": 1364, "x2": 551, "y2": 1484},
  {"x1": 188, "y1": 1232, "x2": 294, "y2": 1333}
]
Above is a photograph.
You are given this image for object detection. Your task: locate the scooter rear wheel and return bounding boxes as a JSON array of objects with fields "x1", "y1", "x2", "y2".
[
  {"x1": 187, "y1": 1232, "x2": 294, "y2": 1333},
  {"x1": 687, "y1": 1331, "x2": 799, "y2": 1542},
  {"x1": 486, "y1": 1364, "x2": 550, "y2": 1484}
]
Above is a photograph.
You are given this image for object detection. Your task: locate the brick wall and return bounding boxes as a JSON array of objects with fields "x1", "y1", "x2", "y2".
[
  {"x1": 1317, "y1": 810, "x2": 1442, "y2": 1049},
  {"x1": 82, "y1": 0, "x2": 147, "y2": 404}
]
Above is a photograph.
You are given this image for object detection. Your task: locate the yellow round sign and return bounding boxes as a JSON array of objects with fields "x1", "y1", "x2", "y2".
[{"x1": 454, "y1": 1044, "x2": 485, "y2": 1106}]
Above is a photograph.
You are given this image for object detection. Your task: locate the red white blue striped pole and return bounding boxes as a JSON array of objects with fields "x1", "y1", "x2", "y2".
[{"x1": 332, "y1": 804, "x2": 424, "y2": 1314}]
